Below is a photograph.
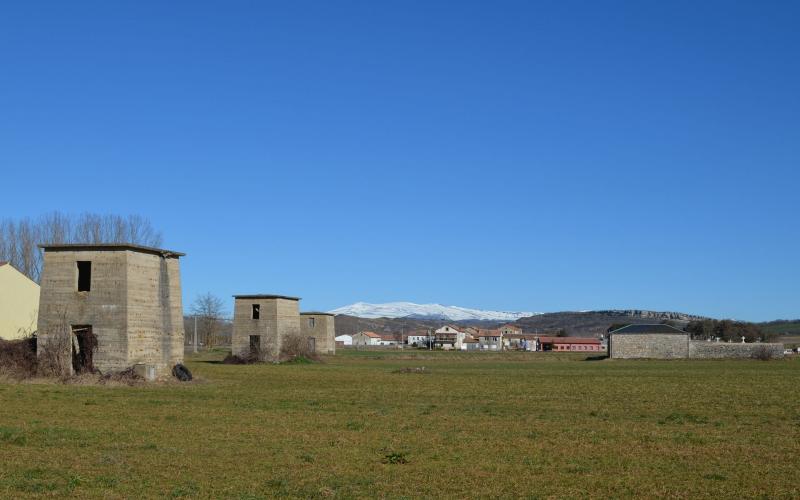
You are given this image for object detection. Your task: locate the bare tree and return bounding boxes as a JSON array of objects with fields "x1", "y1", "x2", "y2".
[
  {"x1": 0, "y1": 212, "x2": 163, "y2": 282},
  {"x1": 191, "y1": 293, "x2": 227, "y2": 349}
]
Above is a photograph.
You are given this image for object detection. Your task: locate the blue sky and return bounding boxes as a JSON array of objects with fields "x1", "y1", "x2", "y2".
[{"x1": 1, "y1": 1, "x2": 798, "y2": 321}]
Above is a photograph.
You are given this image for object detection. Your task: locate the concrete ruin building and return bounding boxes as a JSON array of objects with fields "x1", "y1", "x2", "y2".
[
  {"x1": 300, "y1": 312, "x2": 336, "y2": 355},
  {"x1": 609, "y1": 324, "x2": 784, "y2": 359},
  {"x1": 231, "y1": 295, "x2": 335, "y2": 361},
  {"x1": 36, "y1": 244, "x2": 185, "y2": 379}
]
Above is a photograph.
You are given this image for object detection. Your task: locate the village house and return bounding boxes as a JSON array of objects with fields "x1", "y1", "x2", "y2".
[
  {"x1": 499, "y1": 324, "x2": 522, "y2": 336},
  {"x1": 36, "y1": 244, "x2": 185, "y2": 379},
  {"x1": 378, "y1": 333, "x2": 401, "y2": 346},
  {"x1": 0, "y1": 261, "x2": 40, "y2": 340},
  {"x1": 477, "y1": 329, "x2": 503, "y2": 350},
  {"x1": 434, "y1": 325, "x2": 466, "y2": 350},
  {"x1": 463, "y1": 335, "x2": 480, "y2": 350},
  {"x1": 352, "y1": 331, "x2": 382, "y2": 346},
  {"x1": 335, "y1": 334, "x2": 353, "y2": 346},
  {"x1": 503, "y1": 333, "x2": 540, "y2": 351},
  {"x1": 406, "y1": 330, "x2": 432, "y2": 347},
  {"x1": 537, "y1": 336, "x2": 604, "y2": 352}
]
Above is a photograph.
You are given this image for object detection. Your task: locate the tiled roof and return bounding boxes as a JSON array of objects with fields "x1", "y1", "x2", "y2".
[
  {"x1": 538, "y1": 337, "x2": 601, "y2": 344},
  {"x1": 610, "y1": 324, "x2": 686, "y2": 335}
]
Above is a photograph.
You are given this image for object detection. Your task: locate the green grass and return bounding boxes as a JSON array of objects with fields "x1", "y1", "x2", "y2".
[{"x1": 1, "y1": 349, "x2": 799, "y2": 498}]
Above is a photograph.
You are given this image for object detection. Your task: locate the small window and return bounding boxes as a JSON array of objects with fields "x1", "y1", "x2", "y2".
[
  {"x1": 308, "y1": 317, "x2": 315, "y2": 328},
  {"x1": 252, "y1": 304, "x2": 260, "y2": 319},
  {"x1": 77, "y1": 261, "x2": 91, "y2": 292}
]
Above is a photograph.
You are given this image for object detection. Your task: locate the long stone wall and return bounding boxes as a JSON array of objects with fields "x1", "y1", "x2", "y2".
[
  {"x1": 688, "y1": 341, "x2": 784, "y2": 359},
  {"x1": 610, "y1": 333, "x2": 784, "y2": 359}
]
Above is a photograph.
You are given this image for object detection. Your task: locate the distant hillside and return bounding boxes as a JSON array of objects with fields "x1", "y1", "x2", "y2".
[
  {"x1": 334, "y1": 309, "x2": 708, "y2": 338},
  {"x1": 332, "y1": 315, "x2": 500, "y2": 337},
  {"x1": 758, "y1": 320, "x2": 800, "y2": 336},
  {"x1": 511, "y1": 310, "x2": 708, "y2": 337}
]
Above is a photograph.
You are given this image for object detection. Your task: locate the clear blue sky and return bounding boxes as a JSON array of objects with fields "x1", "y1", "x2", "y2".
[{"x1": 1, "y1": 1, "x2": 798, "y2": 321}]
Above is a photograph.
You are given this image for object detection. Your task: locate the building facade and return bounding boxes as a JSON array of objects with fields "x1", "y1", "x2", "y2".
[
  {"x1": 0, "y1": 262, "x2": 40, "y2": 340},
  {"x1": 36, "y1": 244, "x2": 185, "y2": 379},
  {"x1": 300, "y1": 312, "x2": 336, "y2": 355},
  {"x1": 231, "y1": 295, "x2": 302, "y2": 360}
]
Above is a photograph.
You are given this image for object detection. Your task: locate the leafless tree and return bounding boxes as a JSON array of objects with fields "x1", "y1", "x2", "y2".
[
  {"x1": 191, "y1": 293, "x2": 227, "y2": 349},
  {"x1": 0, "y1": 212, "x2": 163, "y2": 282}
]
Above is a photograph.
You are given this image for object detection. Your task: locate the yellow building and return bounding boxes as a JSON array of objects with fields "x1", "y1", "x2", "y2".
[{"x1": 0, "y1": 261, "x2": 40, "y2": 339}]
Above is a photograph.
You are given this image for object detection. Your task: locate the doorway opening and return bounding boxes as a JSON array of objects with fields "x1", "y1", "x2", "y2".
[{"x1": 71, "y1": 325, "x2": 97, "y2": 373}]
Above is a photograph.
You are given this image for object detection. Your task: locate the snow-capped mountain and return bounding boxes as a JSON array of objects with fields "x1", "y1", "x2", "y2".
[{"x1": 328, "y1": 302, "x2": 540, "y2": 322}]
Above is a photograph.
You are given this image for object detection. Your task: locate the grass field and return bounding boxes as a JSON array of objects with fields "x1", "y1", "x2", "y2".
[{"x1": 1, "y1": 349, "x2": 799, "y2": 498}]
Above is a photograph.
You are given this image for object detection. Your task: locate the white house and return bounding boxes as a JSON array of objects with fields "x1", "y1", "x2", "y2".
[
  {"x1": 352, "y1": 331, "x2": 382, "y2": 346},
  {"x1": 477, "y1": 330, "x2": 503, "y2": 351},
  {"x1": 335, "y1": 334, "x2": 353, "y2": 346},
  {"x1": 407, "y1": 331, "x2": 432, "y2": 346},
  {"x1": 434, "y1": 325, "x2": 466, "y2": 350}
]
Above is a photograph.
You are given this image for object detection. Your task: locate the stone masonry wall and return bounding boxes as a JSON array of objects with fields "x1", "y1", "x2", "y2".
[
  {"x1": 610, "y1": 333, "x2": 690, "y2": 359},
  {"x1": 610, "y1": 333, "x2": 785, "y2": 359},
  {"x1": 688, "y1": 341, "x2": 784, "y2": 359}
]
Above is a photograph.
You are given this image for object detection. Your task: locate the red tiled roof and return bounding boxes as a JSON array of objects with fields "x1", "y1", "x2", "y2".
[
  {"x1": 361, "y1": 331, "x2": 381, "y2": 338},
  {"x1": 538, "y1": 337, "x2": 601, "y2": 345}
]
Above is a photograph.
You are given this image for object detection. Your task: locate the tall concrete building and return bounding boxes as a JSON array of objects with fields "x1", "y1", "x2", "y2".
[
  {"x1": 232, "y1": 295, "x2": 336, "y2": 360},
  {"x1": 36, "y1": 244, "x2": 185, "y2": 378}
]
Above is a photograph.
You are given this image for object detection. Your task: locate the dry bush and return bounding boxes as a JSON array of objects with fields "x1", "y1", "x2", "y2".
[
  {"x1": 280, "y1": 333, "x2": 320, "y2": 363},
  {"x1": 751, "y1": 345, "x2": 777, "y2": 361},
  {"x1": 0, "y1": 337, "x2": 38, "y2": 379},
  {"x1": 37, "y1": 327, "x2": 72, "y2": 378}
]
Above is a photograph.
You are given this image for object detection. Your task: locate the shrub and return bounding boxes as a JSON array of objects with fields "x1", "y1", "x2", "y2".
[
  {"x1": 280, "y1": 334, "x2": 319, "y2": 363},
  {"x1": 752, "y1": 345, "x2": 776, "y2": 361},
  {"x1": 0, "y1": 337, "x2": 38, "y2": 379}
]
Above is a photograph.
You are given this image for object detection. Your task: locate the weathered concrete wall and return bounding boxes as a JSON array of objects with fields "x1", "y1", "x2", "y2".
[
  {"x1": 232, "y1": 298, "x2": 301, "y2": 360},
  {"x1": 688, "y1": 341, "x2": 784, "y2": 359},
  {"x1": 300, "y1": 313, "x2": 336, "y2": 355},
  {"x1": 610, "y1": 333, "x2": 689, "y2": 359},
  {"x1": 126, "y1": 251, "x2": 184, "y2": 373},
  {"x1": 37, "y1": 249, "x2": 184, "y2": 377}
]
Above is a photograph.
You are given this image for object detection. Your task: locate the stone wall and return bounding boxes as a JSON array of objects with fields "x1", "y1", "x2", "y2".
[
  {"x1": 688, "y1": 341, "x2": 784, "y2": 359},
  {"x1": 610, "y1": 332, "x2": 785, "y2": 360},
  {"x1": 610, "y1": 333, "x2": 689, "y2": 359},
  {"x1": 300, "y1": 313, "x2": 336, "y2": 355}
]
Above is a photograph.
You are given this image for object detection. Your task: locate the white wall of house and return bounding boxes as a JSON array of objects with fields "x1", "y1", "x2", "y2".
[{"x1": 335, "y1": 334, "x2": 353, "y2": 346}]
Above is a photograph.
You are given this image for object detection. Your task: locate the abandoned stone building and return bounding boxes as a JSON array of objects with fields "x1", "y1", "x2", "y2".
[
  {"x1": 231, "y1": 295, "x2": 336, "y2": 360},
  {"x1": 36, "y1": 244, "x2": 185, "y2": 379},
  {"x1": 609, "y1": 324, "x2": 784, "y2": 359}
]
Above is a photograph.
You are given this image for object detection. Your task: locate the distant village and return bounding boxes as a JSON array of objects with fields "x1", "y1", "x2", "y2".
[{"x1": 336, "y1": 324, "x2": 606, "y2": 352}]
